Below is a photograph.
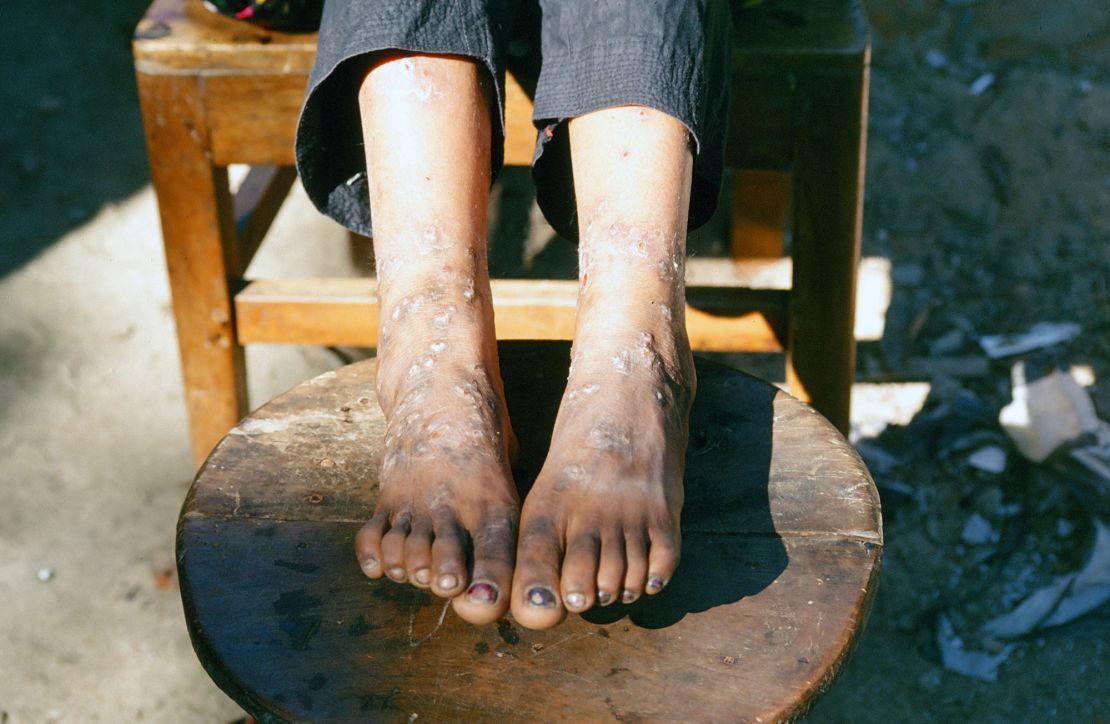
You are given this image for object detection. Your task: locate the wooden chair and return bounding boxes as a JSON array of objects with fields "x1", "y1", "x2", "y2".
[
  {"x1": 134, "y1": 0, "x2": 869, "y2": 468},
  {"x1": 179, "y1": 341, "x2": 882, "y2": 721}
]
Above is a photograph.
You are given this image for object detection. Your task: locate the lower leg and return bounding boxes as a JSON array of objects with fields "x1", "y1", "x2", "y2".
[
  {"x1": 351, "y1": 53, "x2": 518, "y2": 625},
  {"x1": 512, "y1": 106, "x2": 696, "y2": 629}
]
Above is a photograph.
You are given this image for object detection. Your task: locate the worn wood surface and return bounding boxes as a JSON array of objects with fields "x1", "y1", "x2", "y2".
[
  {"x1": 179, "y1": 342, "x2": 882, "y2": 722},
  {"x1": 234, "y1": 275, "x2": 789, "y2": 353}
]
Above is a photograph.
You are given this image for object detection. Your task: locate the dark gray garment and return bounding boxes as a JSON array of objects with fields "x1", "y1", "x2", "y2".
[{"x1": 295, "y1": 0, "x2": 732, "y2": 242}]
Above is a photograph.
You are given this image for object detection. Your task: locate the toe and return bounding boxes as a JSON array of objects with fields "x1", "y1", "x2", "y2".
[
  {"x1": 380, "y1": 512, "x2": 412, "y2": 582},
  {"x1": 645, "y1": 526, "x2": 680, "y2": 595},
  {"x1": 621, "y1": 530, "x2": 649, "y2": 603},
  {"x1": 404, "y1": 518, "x2": 435, "y2": 588},
  {"x1": 354, "y1": 512, "x2": 388, "y2": 579},
  {"x1": 452, "y1": 514, "x2": 516, "y2": 625},
  {"x1": 595, "y1": 531, "x2": 626, "y2": 606},
  {"x1": 430, "y1": 516, "x2": 468, "y2": 598},
  {"x1": 560, "y1": 527, "x2": 600, "y2": 613},
  {"x1": 511, "y1": 514, "x2": 566, "y2": 629}
]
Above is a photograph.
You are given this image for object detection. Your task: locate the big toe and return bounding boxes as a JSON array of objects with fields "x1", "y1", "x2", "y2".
[
  {"x1": 511, "y1": 514, "x2": 566, "y2": 629},
  {"x1": 451, "y1": 514, "x2": 516, "y2": 625}
]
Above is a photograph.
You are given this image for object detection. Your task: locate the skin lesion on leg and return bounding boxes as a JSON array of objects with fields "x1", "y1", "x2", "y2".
[
  {"x1": 510, "y1": 105, "x2": 698, "y2": 629},
  {"x1": 352, "y1": 51, "x2": 519, "y2": 626}
]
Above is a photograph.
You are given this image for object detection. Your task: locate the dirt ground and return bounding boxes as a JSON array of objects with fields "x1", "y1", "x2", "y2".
[{"x1": 1, "y1": 0, "x2": 1108, "y2": 721}]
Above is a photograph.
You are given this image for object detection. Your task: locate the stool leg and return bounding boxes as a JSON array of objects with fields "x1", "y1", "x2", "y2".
[
  {"x1": 787, "y1": 57, "x2": 870, "y2": 435},
  {"x1": 136, "y1": 72, "x2": 248, "y2": 467}
]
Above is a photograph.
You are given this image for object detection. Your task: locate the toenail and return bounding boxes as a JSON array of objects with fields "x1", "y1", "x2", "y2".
[
  {"x1": 437, "y1": 574, "x2": 459, "y2": 591},
  {"x1": 466, "y1": 581, "x2": 499, "y2": 605},
  {"x1": 526, "y1": 586, "x2": 557, "y2": 608},
  {"x1": 387, "y1": 567, "x2": 406, "y2": 581},
  {"x1": 361, "y1": 557, "x2": 379, "y2": 573},
  {"x1": 622, "y1": 590, "x2": 637, "y2": 604},
  {"x1": 565, "y1": 592, "x2": 586, "y2": 609},
  {"x1": 647, "y1": 577, "x2": 667, "y2": 592},
  {"x1": 597, "y1": 591, "x2": 613, "y2": 606},
  {"x1": 414, "y1": 569, "x2": 431, "y2": 585}
]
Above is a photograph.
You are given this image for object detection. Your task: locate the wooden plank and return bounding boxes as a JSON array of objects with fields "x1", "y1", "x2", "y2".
[
  {"x1": 133, "y1": 0, "x2": 317, "y2": 74},
  {"x1": 233, "y1": 165, "x2": 298, "y2": 275},
  {"x1": 180, "y1": 517, "x2": 878, "y2": 722},
  {"x1": 503, "y1": 74, "x2": 536, "y2": 167},
  {"x1": 136, "y1": 70, "x2": 248, "y2": 468},
  {"x1": 787, "y1": 59, "x2": 870, "y2": 434},
  {"x1": 179, "y1": 343, "x2": 882, "y2": 721},
  {"x1": 731, "y1": 169, "x2": 791, "y2": 259},
  {"x1": 233, "y1": 277, "x2": 788, "y2": 352},
  {"x1": 205, "y1": 74, "x2": 305, "y2": 166}
]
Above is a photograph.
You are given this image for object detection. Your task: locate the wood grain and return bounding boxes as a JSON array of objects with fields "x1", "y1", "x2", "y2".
[{"x1": 179, "y1": 342, "x2": 882, "y2": 722}]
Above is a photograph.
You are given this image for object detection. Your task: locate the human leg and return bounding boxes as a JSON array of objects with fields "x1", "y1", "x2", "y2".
[
  {"x1": 511, "y1": 105, "x2": 696, "y2": 629},
  {"x1": 351, "y1": 53, "x2": 518, "y2": 625}
]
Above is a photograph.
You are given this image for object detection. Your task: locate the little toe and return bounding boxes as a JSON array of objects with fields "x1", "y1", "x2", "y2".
[
  {"x1": 560, "y1": 529, "x2": 600, "y2": 613},
  {"x1": 430, "y1": 517, "x2": 468, "y2": 597},
  {"x1": 645, "y1": 527, "x2": 680, "y2": 595},
  {"x1": 621, "y1": 531, "x2": 649, "y2": 603},
  {"x1": 511, "y1": 516, "x2": 566, "y2": 629},
  {"x1": 451, "y1": 515, "x2": 515, "y2": 625},
  {"x1": 595, "y1": 531, "x2": 626, "y2": 606},
  {"x1": 404, "y1": 519, "x2": 435, "y2": 588},
  {"x1": 380, "y1": 513, "x2": 412, "y2": 582},
  {"x1": 354, "y1": 512, "x2": 389, "y2": 579}
]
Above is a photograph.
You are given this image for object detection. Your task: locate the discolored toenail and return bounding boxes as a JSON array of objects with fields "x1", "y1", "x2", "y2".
[
  {"x1": 414, "y1": 569, "x2": 432, "y2": 585},
  {"x1": 597, "y1": 591, "x2": 613, "y2": 606},
  {"x1": 526, "y1": 586, "x2": 557, "y2": 608},
  {"x1": 565, "y1": 592, "x2": 586, "y2": 609},
  {"x1": 387, "y1": 567, "x2": 406, "y2": 581},
  {"x1": 646, "y1": 577, "x2": 667, "y2": 593},
  {"x1": 622, "y1": 590, "x2": 637, "y2": 604},
  {"x1": 437, "y1": 574, "x2": 459, "y2": 591},
  {"x1": 360, "y1": 557, "x2": 379, "y2": 574},
  {"x1": 466, "y1": 581, "x2": 499, "y2": 605}
]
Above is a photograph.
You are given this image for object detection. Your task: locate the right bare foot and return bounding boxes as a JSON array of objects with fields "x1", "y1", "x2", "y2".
[{"x1": 354, "y1": 251, "x2": 519, "y2": 625}]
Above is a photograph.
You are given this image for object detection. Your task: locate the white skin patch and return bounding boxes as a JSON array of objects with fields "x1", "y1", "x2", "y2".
[
  {"x1": 433, "y1": 306, "x2": 456, "y2": 329},
  {"x1": 562, "y1": 464, "x2": 585, "y2": 481},
  {"x1": 658, "y1": 304, "x2": 673, "y2": 321},
  {"x1": 430, "y1": 341, "x2": 447, "y2": 354},
  {"x1": 587, "y1": 416, "x2": 633, "y2": 454},
  {"x1": 566, "y1": 383, "x2": 600, "y2": 403},
  {"x1": 611, "y1": 350, "x2": 633, "y2": 375},
  {"x1": 462, "y1": 282, "x2": 475, "y2": 301},
  {"x1": 416, "y1": 225, "x2": 454, "y2": 256}
]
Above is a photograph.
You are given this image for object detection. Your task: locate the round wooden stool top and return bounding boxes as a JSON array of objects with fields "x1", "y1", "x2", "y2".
[{"x1": 179, "y1": 342, "x2": 882, "y2": 722}]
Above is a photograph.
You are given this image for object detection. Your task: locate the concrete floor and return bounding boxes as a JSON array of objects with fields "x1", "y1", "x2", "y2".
[{"x1": 0, "y1": 182, "x2": 358, "y2": 722}]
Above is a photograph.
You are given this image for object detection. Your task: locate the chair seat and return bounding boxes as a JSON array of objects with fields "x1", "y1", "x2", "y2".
[{"x1": 179, "y1": 341, "x2": 881, "y2": 721}]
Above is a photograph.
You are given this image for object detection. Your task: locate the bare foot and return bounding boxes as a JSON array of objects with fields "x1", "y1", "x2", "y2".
[
  {"x1": 511, "y1": 229, "x2": 695, "y2": 629},
  {"x1": 354, "y1": 260, "x2": 519, "y2": 625}
]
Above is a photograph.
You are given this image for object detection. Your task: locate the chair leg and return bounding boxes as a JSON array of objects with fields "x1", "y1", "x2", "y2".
[
  {"x1": 136, "y1": 72, "x2": 248, "y2": 468},
  {"x1": 787, "y1": 59, "x2": 870, "y2": 435}
]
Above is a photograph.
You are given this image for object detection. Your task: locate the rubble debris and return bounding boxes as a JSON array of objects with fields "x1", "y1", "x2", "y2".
[
  {"x1": 982, "y1": 519, "x2": 1110, "y2": 639},
  {"x1": 969, "y1": 73, "x2": 996, "y2": 96},
  {"x1": 999, "y1": 363, "x2": 1101, "y2": 463},
  {"x1": 36, "y1": 567, "x2": 55, "y2": 583},
  {"x1": 967, "y1": 445, "x2": 1007, "y2": 474},
  {"x1": 937, "y1": 614, "x2": 1014, "y2": 681},
  {"x1": 961, "y1": 513, "x2": 998, "y2": 546},
  {"x1": 924, "y1": 49, "x2": 949, "y2": 69},
  {"x1": 979, "y1": 322, "x2": 1081, "y2": 359}
]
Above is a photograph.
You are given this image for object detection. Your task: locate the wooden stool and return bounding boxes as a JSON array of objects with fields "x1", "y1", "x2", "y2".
[
  {"x1": 179, "y1": 342, "x2": 881, "y2": 721},
  {"x1": 134, "y1": 0, "x2": 870, "y2": 468}
]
